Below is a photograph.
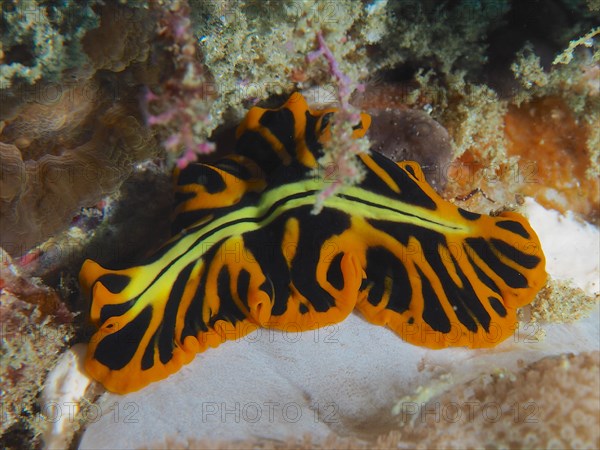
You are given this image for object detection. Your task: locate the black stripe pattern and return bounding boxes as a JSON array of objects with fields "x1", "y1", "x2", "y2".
[{"x1": 80, "y1": 93, "x2": 546, "y2": 394}]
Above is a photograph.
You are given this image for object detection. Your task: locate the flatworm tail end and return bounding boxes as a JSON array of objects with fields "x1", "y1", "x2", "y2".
[{"x1": 353, "y1": 156, "x2": 547, "y2": 349}]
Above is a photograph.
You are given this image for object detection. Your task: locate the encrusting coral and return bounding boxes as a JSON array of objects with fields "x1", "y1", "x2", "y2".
[
  {"x1": 1, "y1": 81, "x2": 98, "y2": 159},
  {"x1": 81, "y1": 2, "x2": 154, "y2": 73}
]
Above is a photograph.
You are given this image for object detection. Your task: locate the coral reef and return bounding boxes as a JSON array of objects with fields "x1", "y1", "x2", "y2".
[
  {"x1": 0, "y1": 4, "x2": 161, "y2": 444},
  {"x1": 81, "y1": 2, "x2": 154, "y2": 72},
  {"x1": 356, "y1": 1, "x2": 600, "y2": 223},
  {"x1": 0, "y1": 0, "x2": 599, "y2": 448},
  {"x1": 0, "y1": 93, "x2": 158, "y2": 257},
  {"x1": 0, "y1": 250, "x2": 74, "y2": 438},
  {"x1": 5, "y1": 0, "x2": 593, "y2": 260},
  {"x1": 0, "y1": 0, "x2": 162, "y2": 259},
  {"x1": 0, "y1": 81, "x2": 97, "y2": 157}
]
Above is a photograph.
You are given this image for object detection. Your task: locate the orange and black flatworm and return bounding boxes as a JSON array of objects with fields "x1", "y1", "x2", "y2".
[{"x1": 80, "y1": 93, "x2": 546, "y2": 393}]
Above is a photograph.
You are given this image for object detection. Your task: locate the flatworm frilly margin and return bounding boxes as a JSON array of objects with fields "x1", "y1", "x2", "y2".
[{"x1": 80, "y1": 93, "x2": 547, "y2": 394}]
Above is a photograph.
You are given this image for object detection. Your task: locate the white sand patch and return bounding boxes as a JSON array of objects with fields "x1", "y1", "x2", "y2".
[{"x1": 524, "y1": 197, "x2": 599, "y2": 295}]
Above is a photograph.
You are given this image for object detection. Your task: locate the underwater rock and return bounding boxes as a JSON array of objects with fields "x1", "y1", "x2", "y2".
[{"x1": 366, "y1": 109, "x2": 453, "y2": 191}]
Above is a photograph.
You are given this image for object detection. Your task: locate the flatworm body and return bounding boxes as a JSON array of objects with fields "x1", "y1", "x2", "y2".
[{"x1": 80, "y1": 93, "x2": 546, "y2": 394}]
